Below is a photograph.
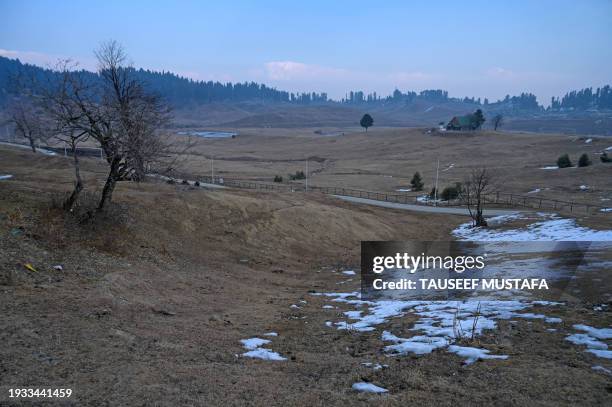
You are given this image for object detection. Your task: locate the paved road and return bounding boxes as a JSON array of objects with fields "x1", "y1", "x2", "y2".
[{"x1": 333, "y1": 195, "x2": 521, "y2": 217}]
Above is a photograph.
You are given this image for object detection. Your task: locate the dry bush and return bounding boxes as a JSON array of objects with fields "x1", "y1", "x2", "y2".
[
  {"x1": 40, "y1": 191, "x2": 131, "y2": 254},
  {"x1": 6, "y1": 207, "x2": 24, "y2": 227}
]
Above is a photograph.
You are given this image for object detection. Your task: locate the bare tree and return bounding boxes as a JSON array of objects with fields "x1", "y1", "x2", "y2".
[
  {"x1": 460, "y1": 168, "x2": 495, "y2": 227},
  {"x1": 32, "y1": 60, "x2": 92, "y2": 211},
  {"x1": 34, "y1": 42, "x2": 172, "y2": 212},
  {"x1": 492, "y1": 114, "x2": 504, "y2": 131},
  {"x1": 6, "y1": 99, "x2": 46, "y2": 152},
  {"x1": 22, "y1": 41, "x2": 176, "y2": 213},
  {"x1": 93, "y1": 40, "x2": 172, "y2": 210}
]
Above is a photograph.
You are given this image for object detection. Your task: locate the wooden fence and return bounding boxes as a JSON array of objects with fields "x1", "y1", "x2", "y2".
[{"x1": 191, "y1": 176, "x2": 607, "y2": 215}]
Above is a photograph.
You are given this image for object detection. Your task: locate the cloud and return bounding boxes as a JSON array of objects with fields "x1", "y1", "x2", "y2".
[
  {"x1": 264, "y1": 61, "x2": 348, "y2": 81},
  {"x1": 260, "y1": 61, "x2": 441, "y2": 98},
  {"x1": 485, "y1": 67, "x2": 516, "y2": 79}
]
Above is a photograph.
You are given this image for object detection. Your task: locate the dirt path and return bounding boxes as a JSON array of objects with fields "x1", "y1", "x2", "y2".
[{"x1": 333, "y1": 195, "x2": 523, "y2": 216}]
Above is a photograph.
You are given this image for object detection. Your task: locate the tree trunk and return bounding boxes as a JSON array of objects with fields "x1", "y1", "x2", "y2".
[
  {"x1": 63, "y1": 147, "x2": 83, "y2": 211},
  {"x1": 27, "y1": 132, "x2": 36, "y2": 153},
  {"x1": 475, "y1": 200, "x2": 488, "y2": 227},
  {"x1": 132, "y1": 156, "x2": 146, "y2": 182},
  {"x1": 98, "y1": 157, "x2": 121, "y2": 211}
]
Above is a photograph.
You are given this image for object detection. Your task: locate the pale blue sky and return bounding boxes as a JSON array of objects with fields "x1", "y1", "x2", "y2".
[{"x1": 1, "y1": 0, "x2": 611, "y2": 103}]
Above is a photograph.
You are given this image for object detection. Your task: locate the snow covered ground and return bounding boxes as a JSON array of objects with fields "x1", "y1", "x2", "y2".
[
  {"x1": 566, "y1": 324, "x2": 612, "y2": 359},
  {"x1": 0, "y1": 174, "x2": 14, "y2": 180},
  {"x1": 315, "y1": 291, "x2": 565, "y2": 364},
  {"x1": 453, "y1": 213, "x2": 612, "y2": 241},
  {"x1": 312, "y1": 211, "x2": 612, "y2": 376}
]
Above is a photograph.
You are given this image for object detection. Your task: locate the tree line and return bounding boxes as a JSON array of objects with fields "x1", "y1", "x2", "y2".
[
  {"x1": 550, "y1": 86, "x2": 612, "y2": 111},
  {"x1": 2, "y1": 56, "x2": 609, "y2": 111}
]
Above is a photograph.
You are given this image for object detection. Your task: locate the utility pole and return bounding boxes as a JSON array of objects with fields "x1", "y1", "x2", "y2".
[
  {"x1": 211, "y1": 156, "x2": 214, "y2": 184},
  {"x1": 305, "y1": 158, "x2": 308, "y2": 192},
  {"x1": 434, "y1": 158, "x2": 440, "y2": 206}
]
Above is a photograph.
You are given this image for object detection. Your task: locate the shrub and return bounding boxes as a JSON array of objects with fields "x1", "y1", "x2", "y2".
[
  {"x1": 181, "y1": 179, "x2": 189, "y2": 185},
  {"x1": 557, "y1": 154, "x2": 572, "y2": 168},
  {"x1": 410, "y1": 172, "x2": 424, "y2": 191},
  {"x1": 273, "y1": 175, "x2": 283, "y2": 183},
  {"x1": 289, "y1": 171, "x2": 306, "y2": 180},
  {"x1": 441, "y1": 183, "x2": 462, "y2": 201},
  {"x1": 601, "y1": 152, "x2": 611, "y2": 163},
  {"x1": 429, "y1": 187, "x2": 437, "y2": 199},
  {"x1": 166, "y1": 179, "x2": 175, "y2": 185},
  {"x1": 194, "y1": 180, "x2": 200, "y2": 186},
  {"x1": 578, "y1": 153, "x2": 591, "y2": 167}
]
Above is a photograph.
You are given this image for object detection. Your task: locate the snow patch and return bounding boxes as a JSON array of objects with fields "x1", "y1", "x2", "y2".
[
  {"x1": 342, "y1": 270, "x2": 356, "y2": 276},
  {"x1": 0, "y1": 142, "x2": 57, "y2": 156},
  {"x1": 317, "y1": 291, "x2": 562, "y2": 365},
  {"x1": 592, "y1": 365, "x2": 612, "y2": 374},
  {"x1": 243, "y1": 348, "x2": 287, "y2": 361},
  {"x1": 240, "y1": 337, "x2": 286, "y2": 361},
  {"x1": 587, "y1": 349, "x2": 612, "y2": 359},
  {"x1": 573, "y1": 324, "x2": 612, "y2": 340},
  {"x1": 453, "y1": 213, "x2": 612, "y2": 241},
  {"x1": 240, "y1": 338, "x2": 270, "y2": 350},
  {"x1": 565, "y1": 334, "x2": 607, "y2": 350},
  {"x1": 565, "y1": 325, "x2": 612, "y2": 359},
  {"x1": 447, "y1": 345, "x2": 509, "y2": 365},
  {"x1": 352, "y1": 382, "x2": 388, "y2": 393},
  {"x1": 0, "y1": 174, "x2": 13, "y2": 180}
]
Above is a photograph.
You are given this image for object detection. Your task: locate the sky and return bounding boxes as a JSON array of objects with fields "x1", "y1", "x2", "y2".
[{"x1": 1, "y1": 0, "x2": 611, "y2": 104}]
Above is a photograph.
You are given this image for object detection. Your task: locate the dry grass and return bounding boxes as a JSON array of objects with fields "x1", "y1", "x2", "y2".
[
  {"x1": 0, "y1": 138, "x2": 611, "y2": 405},
  {"x1": 173, "y1": 127, "x2": 611, "y2": 216}
]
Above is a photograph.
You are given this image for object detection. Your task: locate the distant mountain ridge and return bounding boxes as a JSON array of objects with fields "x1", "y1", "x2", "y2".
[{"x1": 1, "y1": 56, "x2": 610, "y2": 112}]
